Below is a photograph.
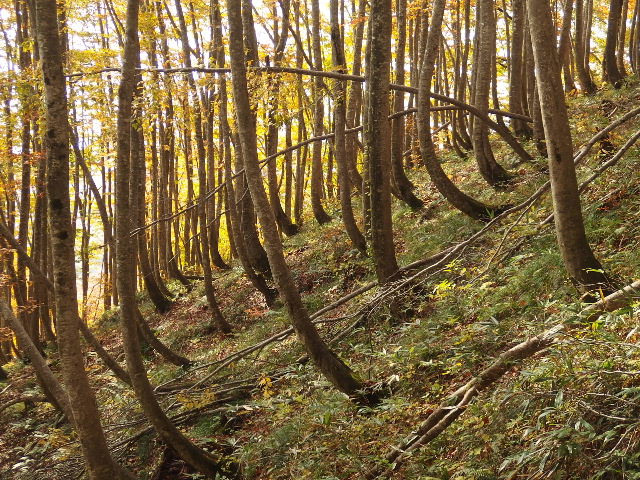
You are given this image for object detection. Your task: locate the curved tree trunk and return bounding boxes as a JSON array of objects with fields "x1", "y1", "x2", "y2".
[
  {"x1": 391, "y1": 0, "x2": 424, "y2": 211},
  {"x1": 114, "y1": 0, "x2": 235, "y2": 476},
  {"x1": 227, "y1": 0, "x2": 370, "y2": 401},
  {"x1": 417, "y1": 0, "x2": 501, "y2": 222},
  {"x1": 472, "y1": 0, "x2": 512, "y2": 187},
  {"x1": 211, "y1": 0, "x2": 278, "y2": 308}
]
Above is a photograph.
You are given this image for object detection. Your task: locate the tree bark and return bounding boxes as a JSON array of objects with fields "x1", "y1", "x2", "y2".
[
  {"x1": 526, "y1": 0, "x2": 609, "y2": 291},
  {"x1": 366, "y1": 0, "x2": 400, "y2": 283},
  {"x1": 35, "y1": 1, "x2": 127, "y2": 477}
]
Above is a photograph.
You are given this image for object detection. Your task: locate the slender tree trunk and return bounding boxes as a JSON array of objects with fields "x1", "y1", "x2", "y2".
[
  {"x1": 574, "y1": 0, "x2": 597, "y2": 93},
  {"x1": 509, "y1": 0, "x2": 532, "y2": 136},
  {"x1": 345, "y1": 0, "x2": 365, "y2": 193},
  {"x1": 603, "y1": 0, "x2": 625, "y2": 87},
  {"x1": 617, "y1": 0, "x2": 629, "y2": 76},
  {"x1": 417, "y1": 0, "x2": 501, "y2": 222},
  {"x1": 366, "y1": 0, "x2": 399, "y2": 283},
  {"x1": 391, "y1": 0, "x2": 424, "y2": 211},
  {"x1": 310, "y1": 0, "x2": 332, "y2": 224},
  {"x1": 330, "y1": 0, "x2": 367, "y2": 253},
  {"x1": 472, "y1": 0, "x2": 512, "y2": 186},
  {"x1": 558, "y1": 0, "x2": 577, "y2": 92},
  {"x1": 115, "y1": 0, "x2": 234, "y2": 476},
  {"x1": 227, "y1": 0, "x2": 370, "y2": 401},
  {"x1": 264, "y1": 0, "x2": 299, "y2": 236},
  {"x1": 35, "y1": 1, "x2": 127, "y2": 478},
  {"x1": 526, "y1": 0, "x2": 609, "y2": 291}
]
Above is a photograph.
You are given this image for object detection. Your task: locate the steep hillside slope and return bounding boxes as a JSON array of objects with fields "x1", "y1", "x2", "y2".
[{"x1": 2, "y1": 81, "x2": 640, "y2": 480}]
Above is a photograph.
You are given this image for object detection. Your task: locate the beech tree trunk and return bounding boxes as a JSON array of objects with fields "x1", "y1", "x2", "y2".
[
  {"x1": 526, "y1": 0, "x2": 609, "y2": 291},
  {"x1": 391, "y1": 0, "x2": 424, "y2": 211},
  {"x1": 472, "y1": 0, "x2": 512, "y2": 186},
  {"x1": 114, "y1": 0, "x2": 233, "y2": 476},
  {"x1": 509, "y1": 0, "x2": 532, "y2": 136},
  {"x1": 417, "y1": 0, "x2": 500, "y2": 222},
  {"x1": 574, "y1": 0, "x2": 597, "y2": 93},
  {"x1": 227, "y1": 0, "x2": 369, "y2": 401},
  {"x1": 366, "y1": 0, "x2": 399, "y2": 283},
  {"x1": 603, "y1": 0, "x2": 625, "y2": 87},
  {"x1": 34, "y1": 1, "x2": 127, "y2": 478},
  {"x1": 330, "y1": 0, "x2": 367, "y2": 253},
  {"x1": 310, "y1": 0, "x2": 332, "y2": 224}
]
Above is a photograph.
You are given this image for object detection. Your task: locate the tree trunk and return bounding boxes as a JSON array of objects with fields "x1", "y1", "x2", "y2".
[
  {"x1": 35, "y1": 1, "x2": 127, "y2": 478},
  {"x1": 574, "y1": 0, "x2": 597, "y2": 93},
  {"x1": 366, "y1": 0, "x2": 400, "y2": 283},
  {"x1": 391, "y1": 0, "x2": 424, "y2": 211},
  {"x1": 310, "y1": 0, "x2": 333, "y2": 224},
  {"x1": 264, "y1": 0, "x2": 299, "y2": 236},
  {"x1": 330, "y1": 0, "x2": 367, "y2": 253},
  {"x1": 114, "y1": 0, "x2": 234, "y2": 476},
  {"x1": 526, "y1": 0, "x2": 609, "y2": 291},
  {"x1": 227, "y1": 0, "x2": 370, "y2": 401},
  {"x1": 603, "y1": 0, "x2": 625, "y2": 87},
  {"x1": 417, "y1": 0, "x2": 501, "y2": 222},
  {"x1": 558, "y1": 0, "x2": 577, "y2": 92},
  {"x1": 472, "y1": 0, "x2": 512, "y2": 186}
]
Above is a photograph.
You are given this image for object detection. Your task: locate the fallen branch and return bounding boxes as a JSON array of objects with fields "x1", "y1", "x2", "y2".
[
  {"x1": 582, "y1": 280, "x2": 640, "y2": 321},
  {"x1": 0, "y1": 395, "x2": 49, "y2": 415}
]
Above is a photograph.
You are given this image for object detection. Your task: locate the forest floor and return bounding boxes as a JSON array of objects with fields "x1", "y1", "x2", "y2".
[{"x1": 2, "y1": 81, "x2": 640, "y2": 480}]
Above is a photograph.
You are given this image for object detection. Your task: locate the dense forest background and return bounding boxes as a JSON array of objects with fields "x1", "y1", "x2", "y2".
[{"x1": 0, "y1": 0, "x2": 640, "y2": 478}]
